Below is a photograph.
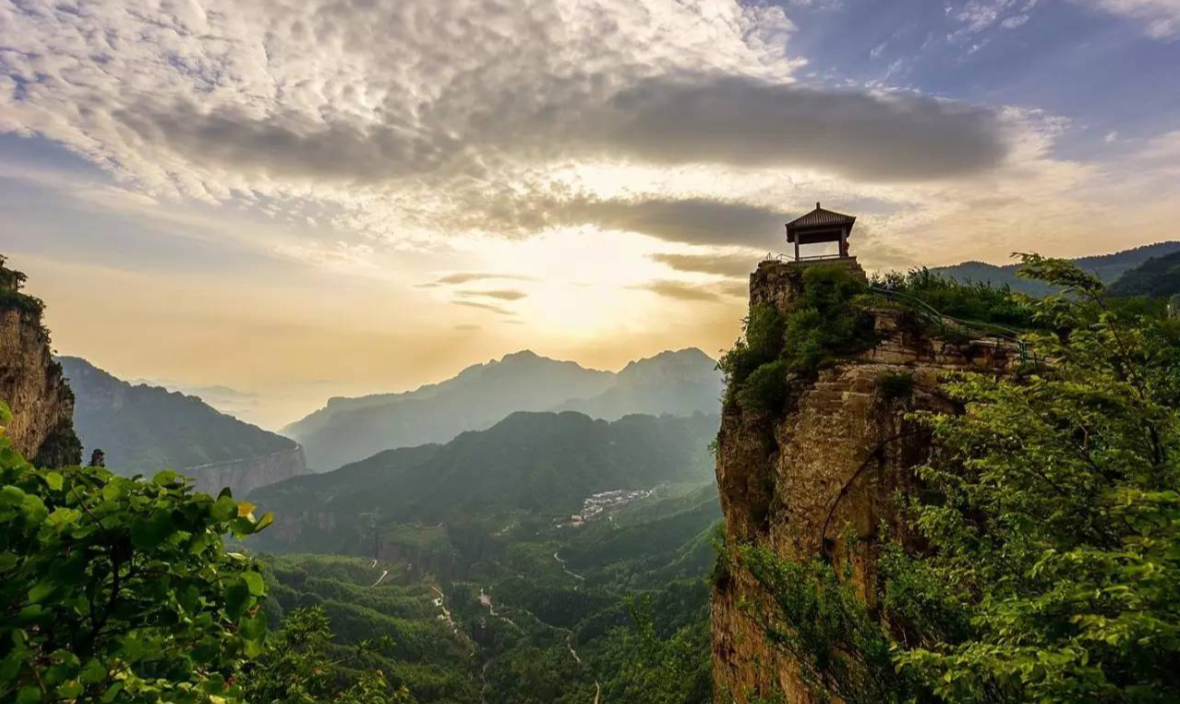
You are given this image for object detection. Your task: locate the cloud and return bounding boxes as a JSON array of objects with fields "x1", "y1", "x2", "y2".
[
  {"x1": 547, "y1": 197, "x2": 792, "y2": 248},
  {"x1": 650, "y1": 252, "x2": 762, "y2": 277},
  {"x1": 453, "y1": 324, "x2": 482, "y2": 331},
  {"x1": 422, "y1": 272, "x2": 536, "y2": 287},
  {"x1": 457, "y1": 289, "x2": 528, "y2": 301},
  {"x1": 0, "y1": 0, "x2": 1014, "y2": 254},
  {"x1": 452, "y1": 300, "x2": 514, "y2": 315},
  {"x1": 635, "y1": 279, "x2": 743, "y2": 302},
  {"x1": 117, "y1": 75, "x2": 1009, "y2": 187},
  {"x1": 580, "y1": 77, "x2": 1008, "y2": 181},
  {"x1": 1071, "y1": 0, "x2": 1180, "y2": 37}
]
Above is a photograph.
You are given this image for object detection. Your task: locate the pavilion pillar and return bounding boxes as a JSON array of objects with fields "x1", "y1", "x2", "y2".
[{"x1": 794, "y1": 239, "x2": 800, "y2": 262}]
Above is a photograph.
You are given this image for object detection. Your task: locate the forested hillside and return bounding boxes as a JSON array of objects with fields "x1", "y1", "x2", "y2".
[
  {"x1": 932, "y1": 240, "x2": 1180, "y2": 295},
  {"x1": 262, "y1": 482, "x2": 722, "y2": 704},
  {"x1": 60, "y1": 356, "x2": 307, "y2": 494},
  {"x1": 1107, "y1": 249, "x2": 1180, "y2": 297},
  {"x1": 251, "y1": 411, "x2": 718, "y2": 555}
]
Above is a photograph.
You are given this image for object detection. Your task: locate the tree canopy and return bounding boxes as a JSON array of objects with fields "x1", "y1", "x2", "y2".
[{"x1": 744, "y1": 255, "x2": 1180, "y2": 704}]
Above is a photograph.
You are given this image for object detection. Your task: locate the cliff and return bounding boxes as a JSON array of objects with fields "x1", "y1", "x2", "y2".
[
  {"x1": 711, "y1": 259, "x2": 1016, "y2": 703},
  {"x1": 59, "y1": 356, "x2": 307, "y2": 496},
  {"x1": 187, "y1": 445, "x2": 309, "y2": 498},
  {"x1": 0, "y1": 257, "x2": 81, "y2": 467}
]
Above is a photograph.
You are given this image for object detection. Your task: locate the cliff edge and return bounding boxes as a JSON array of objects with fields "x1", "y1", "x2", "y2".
[
  {"x1": 711, "y1": 259, "x2": 1016, "y2": 703},
  {"x1": 0, "y1": 255, "x2": 81, "y2": 467}
]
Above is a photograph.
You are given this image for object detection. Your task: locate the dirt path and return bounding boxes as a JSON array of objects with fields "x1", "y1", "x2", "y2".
[
  {"x1": 431, "y1": 586, "x2": 460, "y2": 635},
  {"x1": 553, "y1": 551, "x2": 585, "y2": 582}
]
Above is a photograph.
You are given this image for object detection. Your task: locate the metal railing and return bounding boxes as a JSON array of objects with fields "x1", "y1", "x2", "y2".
[{"x1": 868, "y1": 286, "x2": 1037, "y2": 366}]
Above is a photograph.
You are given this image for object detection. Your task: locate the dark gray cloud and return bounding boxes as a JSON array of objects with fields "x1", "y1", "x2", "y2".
[
  {"x1": 117, "y1": 104, "x2": 456, "y2": 182},
  {"x1": 119, "y1": 75, "x2": 1008, "y2": 189},
  {"x1": 554, "y1": 197, "x2": 790, "y2": 249},
  {"x1": 650, "y1": 252, "x2": 762, "y2": 277},
  {"x1": 457, "y1": 289, "x2": 528, "y2": 301},
  {"x1": 581, "y1": 76, "x2": 1008, "y2": 182}
]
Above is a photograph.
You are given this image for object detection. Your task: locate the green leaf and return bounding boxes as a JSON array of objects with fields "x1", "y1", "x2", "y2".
[
  {"x1": 211, "y1": 496, "x2": 237, "y2": 522},
  {"x1": 224, "y1": 579, "x2": 252, "y2": 621},
  {"x1": 56, "y1": 680, "x2": 83, "y2": 698},
  {"x1": 45, "y1": 472, "x2": 64, "y2": 491},
  {"x1": 79, "y1": 659, "x2": 106, "y2": 684},
  {"x1": 0, "y1": 651, "x2": 24, "y2": 682},
  {"x1": 130, "y1": 510, "x2": 174, "y2": 549},
  {"x1": 45, "y1": 507, "x2": 82, "y2": 530},
  {"x1": 28, "y1": 581, "x2": 55, "y2": 604},
  {"x1": 240, "y1": 611, "x2": 266, "y2": 642},
  {"x1": 100, "y1": 682, "x2": 123, "y2": 703},
  {"x1": 0, "y1": 485, "x2": 25, "y2": 507},
  {"x1": 16, "y1": 685, "x2": 42, "y2": 704},
  {"x1": 242, "y1": 571, "x2": 265, "y2": 597},
  {"x1": 255, "y1": 512, "x2": 274, "y2": 531}
]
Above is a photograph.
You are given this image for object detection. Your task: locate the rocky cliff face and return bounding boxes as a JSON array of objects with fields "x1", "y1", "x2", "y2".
[
  {"x1": 0, "y1": 303, "x2": 81, "y2": 467},
  {"x1": 59, "y1": 356, "x2": 307, "y2": 496},
  {"x1": 711, "y1": 259, "x2": 1016, "y2": 703},
  {"x1": 188, "y1": 445, "x2": 308, "y2": 498}
]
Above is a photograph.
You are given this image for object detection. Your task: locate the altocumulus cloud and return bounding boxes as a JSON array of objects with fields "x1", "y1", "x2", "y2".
[
  {"x1": 119, "y1": 75, "x2": 1007, "y2": 185},
  {"x1": 0, "y1": 0, "x2": 1012, "y2": 250}
]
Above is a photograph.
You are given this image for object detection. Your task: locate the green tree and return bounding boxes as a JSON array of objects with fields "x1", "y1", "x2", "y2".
[
  {"x1": 889, "y1": 255, "x2": 1180, "y2": 703},
  {"x1": 239, "y1": 606, "x2": 412, "y2": 704},
  {"x1": 741, "y1": 256, "x2": 1180, "y2": 704},
  {"x1": 0, "y1": 401, "x2": 272, "y2": 704}
]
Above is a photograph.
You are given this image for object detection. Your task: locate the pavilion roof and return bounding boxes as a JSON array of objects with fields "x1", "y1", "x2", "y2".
[{"x1": 786, "y1": 203, "x2": 856, "y2": 231}]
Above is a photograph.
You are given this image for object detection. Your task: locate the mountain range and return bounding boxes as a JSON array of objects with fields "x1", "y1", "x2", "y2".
[
  {"x1": 283, "y1": 348, "x2": 723, "y2": 471},
  {"x1": 59, "y1": 356, "x2": 307, "y2": 496},
  {"x1": 932, "y1": 241, "x2": 1180, "y2": 296},
  {"x1": 251, "y1": 410, "x2": 719, "y2": 555},
  {"x1": 1107, "y1": 249, "x2": 1180, "y2": 298}
]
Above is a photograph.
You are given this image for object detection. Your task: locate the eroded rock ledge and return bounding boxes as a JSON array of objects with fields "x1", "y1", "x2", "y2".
[{"x1": 711, "y1": 259, "x2": 1016, "y2": 703}]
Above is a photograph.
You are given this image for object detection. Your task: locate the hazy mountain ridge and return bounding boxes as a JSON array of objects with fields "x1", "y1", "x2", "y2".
[
  {"x1": 285, "y1": 348, "x2": 722, "y2": 471},
  {"x1": 1107, "y1": 250, "x2": 1180, "y2": 298},
  {"x1": 251, "y1": 410, "x2": 719, "y2": 554},
  {"x1": 933, "y1": 241, "x2": 1180, "y2": 296},
  {"x1": 555, "y1": 347, "x2": 724, "y2": 420},
  {"x1": 59, "y1": 356, "x2": 307, "y2": 494}
]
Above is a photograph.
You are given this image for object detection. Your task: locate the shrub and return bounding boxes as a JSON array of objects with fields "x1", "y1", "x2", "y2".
[
  {"x1": 877, "y1": 371, "x2": 914, "y2": 401},
  {"x1": 738, "y1": 360, "x2": 790, "y2": 414},
  {"x1": 719, "y1": 303, "x2": 786, "y2": 404},
  {"x1": 872, "y1": 268, "x2": 1034, "y2": 328},
  {"x1": 781, "y1": 265, "x2": 874, "y2": 375}
]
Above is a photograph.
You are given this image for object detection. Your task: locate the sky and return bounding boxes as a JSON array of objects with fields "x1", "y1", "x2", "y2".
[{"x1": 2, "y1": 0, "x2": 1179, "y2": 429}]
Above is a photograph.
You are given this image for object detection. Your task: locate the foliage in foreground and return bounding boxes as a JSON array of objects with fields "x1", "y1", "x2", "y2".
[
  {"x1": 744, "y1": 255, "x2": 1180, "y2": 704},
  {"x1": 0, "y1": 404, "x2": 412, "y2": 704},
  {"x1": 0, "y1": 400, "x2": 273, "y2": 704}
]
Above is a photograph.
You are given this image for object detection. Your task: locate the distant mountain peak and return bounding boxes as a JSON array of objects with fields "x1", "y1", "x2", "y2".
[{"x1": 284, "y1": 347, "x2": 722, "y2": 471}]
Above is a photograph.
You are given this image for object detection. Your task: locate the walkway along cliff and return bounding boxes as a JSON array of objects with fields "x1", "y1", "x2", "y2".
[{"x1": 710, "y1": 256, "x2": 1019, "y2": 703}]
